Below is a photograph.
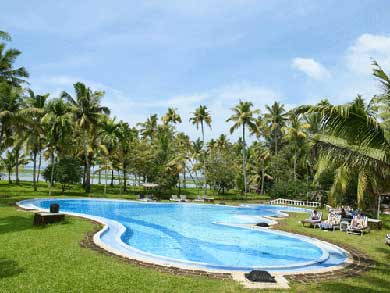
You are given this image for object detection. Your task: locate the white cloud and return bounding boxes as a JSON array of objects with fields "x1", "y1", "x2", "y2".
[
  {"x1": 291, "y1": 57, "x2": 331, "y2": 80},
  {"x1": 345, "y1": 33, "x2": 390, "y2": 75}
]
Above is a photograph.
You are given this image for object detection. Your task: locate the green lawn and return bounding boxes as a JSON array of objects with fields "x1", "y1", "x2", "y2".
[{"x1": 0, "y1": 182, "x2": 389, "y2": 292}]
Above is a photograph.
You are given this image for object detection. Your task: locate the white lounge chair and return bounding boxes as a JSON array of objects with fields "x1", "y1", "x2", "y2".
[
  {"x1": 346, "y1": 215, "x2": 370, "y2": 236},
  {"x1": 301, "y1": 211, "x2": 322, "y2": 228},
  {"x1": 179, "y1": 195, "x2": 190, "y2": 202},
  {"x1": 193, "y1": 195, "x2": 204, "y2": 202},
  {"x1": 169, "y1": 195, "x2": 181, "y2": 202}
]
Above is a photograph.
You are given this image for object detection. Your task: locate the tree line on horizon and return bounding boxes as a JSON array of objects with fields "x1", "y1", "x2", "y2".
[{"x1": 1, "y1": 30, "x2": 389, "y2": 217}]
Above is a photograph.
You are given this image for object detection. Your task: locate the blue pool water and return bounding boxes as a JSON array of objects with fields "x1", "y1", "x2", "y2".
[{"x1": 19, "y1": 198, "x2": 349, "y2": 272}]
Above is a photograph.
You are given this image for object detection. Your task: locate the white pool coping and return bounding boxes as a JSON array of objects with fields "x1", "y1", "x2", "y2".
[{"x1": 17, "y1": 198, "x2": 352, "y2": 275}]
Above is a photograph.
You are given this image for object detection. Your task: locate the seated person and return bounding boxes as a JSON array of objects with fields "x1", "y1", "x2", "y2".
[
  {"x1": 320, "y1": 213, "x2": 339, "y2": 229},
  {"x1": 311, "y1": 210, "x2": 319, "y2": 220},
  {"x1": 350, "y1": 214, "x2": 364, "y2": 229}
]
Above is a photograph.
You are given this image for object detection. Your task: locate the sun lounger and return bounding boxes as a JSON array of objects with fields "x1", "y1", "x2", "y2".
[
  {"x1": 301, "y1": 211, "x2": 322, "y2": 228},
  {"x1": 320, "y1": 214, "x2": 341, "y2": 231},
  {"x1": 169, "y1": 195, "x2": 181, "y2": 202},
  {"x1": 193, "y1": 195, "x2": 204, "y2": 202},
  {"x1": 138, "y1": 194, "x2": 154, "y2": 202},
  {"x1": 179, "y1": 195, "x2": 190, "y2": 202},
  {"x1": 346, "y1": 215, "x2": 370, "y2": 236}
]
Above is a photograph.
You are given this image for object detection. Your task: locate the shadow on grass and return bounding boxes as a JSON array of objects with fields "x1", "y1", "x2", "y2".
[
  {"x1": 0, "y1": 216, "x2": 33, "y2": 235},
  {"x1": 0, "y1": 258, "x2": 24, "y2": 278}
]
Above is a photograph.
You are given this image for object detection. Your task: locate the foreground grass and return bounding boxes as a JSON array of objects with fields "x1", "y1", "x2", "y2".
[{"x1": 0, "y1": 182, "x2": 389, "y2": 292}]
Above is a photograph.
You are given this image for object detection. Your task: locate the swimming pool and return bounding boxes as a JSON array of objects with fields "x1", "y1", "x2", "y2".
[{"x1": 18, "y1": 198, "x2": 349, "y2": 273}]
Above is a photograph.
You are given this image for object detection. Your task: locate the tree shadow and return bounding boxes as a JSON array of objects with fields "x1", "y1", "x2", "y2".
[
  {"x1": 0, "y1": 258, "x2": 24, "y2": 278},
  {"x1": 0, "y1": 216, "x2": 33, "y2": 235}
]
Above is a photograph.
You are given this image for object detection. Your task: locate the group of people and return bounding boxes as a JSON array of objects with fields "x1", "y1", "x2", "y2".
[{"x1": 317, "y1": 206, "x2": 366, "y2": 230}]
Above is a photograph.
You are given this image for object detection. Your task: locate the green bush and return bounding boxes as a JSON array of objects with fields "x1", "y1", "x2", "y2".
[{"x1": 43, "y1": 157, "x2": 82, "y2": 193}]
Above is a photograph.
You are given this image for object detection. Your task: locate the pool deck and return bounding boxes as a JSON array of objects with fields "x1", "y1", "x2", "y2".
[{"x1": 16, "y1": 200, "x2": 375, "y2": 289}]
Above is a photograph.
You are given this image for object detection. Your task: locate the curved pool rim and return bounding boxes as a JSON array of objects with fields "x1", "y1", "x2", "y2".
[{"x1": 17, "y1": 198, "x2": 351, "y2": 273}]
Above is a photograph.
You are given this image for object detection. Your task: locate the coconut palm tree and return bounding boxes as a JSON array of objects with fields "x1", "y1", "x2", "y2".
[
  {"x1": 190, "y1": 105, "x2": 212, "y2": 195},
  {"x1": 162, "y1": 107, "x2": 182, "y2": 125},
  {"x1": 264, "y1": 102, "x2": 288, "y2": 155},
  {"x1": 283, "y1": 115, "x2": 310, "y2": 182},
  {"x1": 41, "y1": 98, "x2": 73, "y2": 195},
  {"x1": 226, "y1": 100, "x2": 259, "y2": 194},
  {"x1": 61, "y1": 82, "x2": 110, "y2": 193},
  {"x1": 0, "y1": 43, "x2": 29, "y2": 86},
  {"x1": 24, "y1": 89, "x2": 49, "y2": 190},
  {"x1": 0, "y1": 31, "x2": 11, "y2": 41},
  {"x1": 99, "y1": 117, "x2": 119, "y2": 187},
  {"x1": 298, "y1": 94, "x2": 390, "y2": 216},
  {"x1": 138, "y1": 114, "x2": 159, "y2": 139}
]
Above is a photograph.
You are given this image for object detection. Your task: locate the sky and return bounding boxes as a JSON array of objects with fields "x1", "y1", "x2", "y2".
[{"x1": 2, "y1": 0, "x2": 390, "y2": 141}]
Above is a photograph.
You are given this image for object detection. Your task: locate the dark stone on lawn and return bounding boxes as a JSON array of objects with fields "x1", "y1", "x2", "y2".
[
  {"x1": 219, "y1": 202, "x2": 226, "y2": 205},
  {"x1": 256, "y1": 222, "x2": 269, "y2": 227},
  {"x1": 50, "y1": 203, "x2": 59, "y2": 213},
  {"x1": 245, "y1": 270, "x2": 276, "y2": 283}
]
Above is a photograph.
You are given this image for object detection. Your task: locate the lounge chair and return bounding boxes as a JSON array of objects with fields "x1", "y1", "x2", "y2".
[
  {"x1": 138, "y1": 194, "x2": 154, "y2": 202},
  {"x1": 346, "y1": 215, "x2": 370, "y2": 236},
  {"x1": 193, "y1": 195, "x2": 204, "y2": 202},
  {"x1": 179, "y1": 195, "x2": 190, "y2": 202},
  {"x1": 301, "y1": 211, "x2": 322, "y2": 228},
  {"x1": 169, "y1": 195, "x2": 181, "y2": 202},
  {"x1": 320, "y1": 214, "x2": 341, "y2": 231}
]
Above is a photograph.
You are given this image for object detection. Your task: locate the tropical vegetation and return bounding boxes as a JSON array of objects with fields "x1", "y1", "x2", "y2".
[{"x1": 1, "y1": 31, "x2": 390, "y2": 218}]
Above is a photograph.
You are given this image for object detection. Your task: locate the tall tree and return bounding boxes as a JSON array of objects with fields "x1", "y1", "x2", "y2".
[
  {"x1": 264, "y1": 102, "x2": 287, "y2": 155},
  {"x1": 24, "y1": 89, "x2": 48, "y2": 190},
  {"x1": 0, "y1": 43, "x2": 29, "y2": 86},
  {"x1": 226, "y1": 100, "x2": 258, "y2": 194},
  {"x1": 41, "y1": 98, "x2": 73, "y2": 195},
  {"x1": 190, "y1": 105, "x2": 211, "y2": 196},
  {"x1": 162, "y1": 107, "x2": 182, "y2": 125},
  {"x1": 62, "y1": 82, "x2": 110, "y2": 193}
]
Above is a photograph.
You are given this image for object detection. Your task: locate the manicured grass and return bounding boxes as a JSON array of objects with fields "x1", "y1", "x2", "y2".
[{"x1": 0, "y1": 182, "x2": 389, "y2": 292}]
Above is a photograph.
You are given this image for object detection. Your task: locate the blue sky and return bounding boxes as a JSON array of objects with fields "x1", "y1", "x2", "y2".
[{"x1": 3, "y1": 0, "x2": 390, "y2": 140}]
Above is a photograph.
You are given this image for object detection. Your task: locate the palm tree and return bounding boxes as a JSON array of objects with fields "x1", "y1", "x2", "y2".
[
  {"x1": 115, "y1": 122, "x2": 137, "y2": 192},
  {"x1": 0, "y1": 31, "x2": 11, "y2": 41},
  {"x1": 190, "y1": 105, "x2": 212, "y2": 195},
  {"x1": 0, "y1": 43, "x2": 29, "y2": 86},
  {"x1": 264, "y1": 102, "x2": 287, "y2": 155},
  {"x1": 41, "y1": 98, "x2": 73, "y2": 195},
  {"x1": 137, "y1": 114, "x2": 158, "y2": 139},
  {"x1": 162, "y1": 107, "x2": 182, "y2": 125},
  {"x1": 298, "y1": 94, "x2": 390, "y2": 216},
  {"x1": 24, "y1": 89, "x2": 48, "y2": 191},
  {"x1": 226, "y1": 100, "x2": 259, "y2": 194},
  {"x1": 99, "y1": 117, "x2": 119, "y2": 187},
  {"x1": 250, "y1": 142, "x2": 271, "y2": 195},
  {"x1": 62, "y1": 82, "x2": 110, "y2": 193},
  {"x1": 283, "y1": 115, "x2": 310, "y2": 182}
]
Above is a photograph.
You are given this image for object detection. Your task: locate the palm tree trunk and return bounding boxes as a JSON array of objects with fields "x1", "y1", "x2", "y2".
[
  {"x1": 111, "y1": 168, "x2": 114, "y2": 186},
  {"x1": 15, "y1": 147, "x2": 20, "y2": 185},
  {"x1": 83, "y1": 131, "x2": 91, "y2": 193},
  {"x1": 37, "y1": 150, "x2": 42, "y2": 183},
  {"x1": 274, "y1": 125, "x2": 278, "y2": 155},
  {"x1": 123, "y1": 161, "x2": 127, "y2": 192},
  {"x1": 104, "y1": 162, "x2": 107, "y2": 195},
  {"x1": 261, "y1": 160, "x2": 265, "y2": 195},
  {"x1": 49, "y1": 152, "x2": 55, "y2": 196},
  {"x1": 201, "y1": 122, "x2": 207, "y2": 196},
  {"x1": 33, "y1": 151, "x2": 37, "y2": 191},
  {"x1": 98, "y1": 168, "x2": 101, "y2": 184},
  {"x1": 8, "y1": 169, "x2": 12, "y2": 184},
  {"x1": 242, "y1": 123, "x2": 247, "y2": 195},
  {"x1": 293, "y1": 150, "x2": 297, "y2": 182}
]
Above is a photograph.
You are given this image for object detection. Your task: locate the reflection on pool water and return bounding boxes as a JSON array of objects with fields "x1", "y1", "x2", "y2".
[{"x1": 19, "y1": 198, "x2": 349, "y2": 272}]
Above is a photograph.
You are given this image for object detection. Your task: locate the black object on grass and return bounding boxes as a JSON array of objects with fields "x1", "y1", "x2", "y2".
[
  {"x1": 245, "y1": 270, "x2": 276, "y2": 283},
  {"x1": 50, "y1": 203, "x2": 59, "y2": 213}
]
